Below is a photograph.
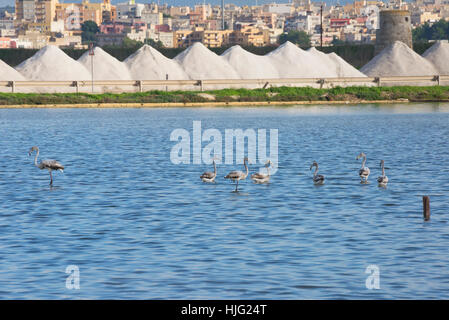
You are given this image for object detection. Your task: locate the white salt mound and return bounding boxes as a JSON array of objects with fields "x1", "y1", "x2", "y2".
[
  {"x1": 326, "y1": 52, "x2": 366, "y2": 77},
  {"x1": 306, "y1": 47, "x2": 337, "y2": 75},
  {"x1": 0, "y1": 59, "x2": 26, "y2": 81},
  {"x1": 125, "y1": 44, "x2": 188, "y2": 80},
  {"x1": 174, "y1": 42, "x2": 240, "y2": 79},
  {"x1": 16, "y1": 45, "x2": 91, "y2": 81},
  {"x1": 221, "y1": 45, "x2": 279, "y2": 79},
  {"x1": 267, "y1": 41, "x2": 334, "y2": 78},
  {"x1": 310, "y1": 49, "x2": 366, "y2": 78},
  {"x1": 361, "y1": 41, "x2": 438, "y2": 76},
  {"x1": 422, "y1": 41, "x2": 449, "y2": 75},
  {"x1": 78, "y1": 47, "x2": 131, "y2": 80}
]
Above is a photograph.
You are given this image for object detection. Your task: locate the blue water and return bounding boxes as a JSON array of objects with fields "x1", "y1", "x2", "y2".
[{"x1": 0, "y1": 103, "x2": 449, "y2": 299}]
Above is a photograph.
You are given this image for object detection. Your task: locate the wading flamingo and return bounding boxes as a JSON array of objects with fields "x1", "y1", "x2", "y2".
[
  {"x1": 377, "y1": 160, "x2": 389, "y2": 187},
  {"x1": 251, "y1": 160, "x2": 272, "y2": 184},
  {"x1": 310, "y1": 161, "x2": 325, "y2": 185},
  {"x1": 225, "y1": 157, "x2": 249, "y2": 192},
  {"x1": 29, "y1": 146, "x2": 64, "y2": 186},
  {"x1": 200, "y1": 157, "x2": 218, "y2": 183},
  {"x1": 356, "y1": 152, "x2": 370, "y2": 183}
]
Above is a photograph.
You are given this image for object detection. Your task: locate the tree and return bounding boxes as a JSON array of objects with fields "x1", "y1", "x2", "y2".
[
  {"x1": 144, "y1": 38, "x2": 164, "y2": 49},
  {"x1": 122, "y1": 37, "x2": 144, "y2": 49},
  {"x1": 278, "y1": 30, "x2": 311, "y2": 47},
  {"x1": 412, "y1": 19, "x2": 449, "y2": 42},
  {"x1": 331, "y1": 36, "x2": 345, "y2": 46},
  {"x1": 81, "y1": 20, "x2": 99, "y2": 44}
]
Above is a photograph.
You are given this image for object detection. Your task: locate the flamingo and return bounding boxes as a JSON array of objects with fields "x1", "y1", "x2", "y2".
[
  {"x1": 29, "y1": 146, "x2": 64, "y2": 186},
  {"x1": 251, "y1": 160, "x2": 272, "y2": 184},
  {"x1": 310, "y1": 161, "x2": 325, "y2": 185},
  {"x1": 356, "y1": 152, "x2": 370, "y2": 183},
  {"x1": 200, "y1": 157, "x2": 218, "y2": 183},
  {"x1": 225, "y1": 157, "x2": 249, "y2": 192},
  {"x1": 377, "y1": 160, "x2": 389, "y2": 186}
]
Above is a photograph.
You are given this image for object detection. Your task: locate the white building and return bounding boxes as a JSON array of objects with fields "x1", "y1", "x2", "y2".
[{"x1": 263, "y1": 3, "x2": 294, "y2": 15}]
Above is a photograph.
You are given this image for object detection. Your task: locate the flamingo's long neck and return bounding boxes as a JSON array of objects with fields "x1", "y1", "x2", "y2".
[
  {"x1": 267, "y1": 163, "x2": 271, "y2": 177},
  {"x1": 314, "y1": 164, "x2": 318, "y2": 177},
  {"x1": 361, "y1": 155, "x2": 366, "y2": 169},
  {"x1": 34, "y1": 149, "x2": 39, "y2": 167},
  {"x1": 382, "y1": 162, "x2": 385, "y2": 177},
  {"x1": 213, "y1": 160, "x2": 216, "y2": 175}
]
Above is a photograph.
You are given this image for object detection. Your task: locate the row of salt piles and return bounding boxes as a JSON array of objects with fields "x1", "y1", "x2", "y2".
[
  {"x1": 3, "y1": 41, "x2": 449, "y2": 85},
  {"x1": 0, "y1": 42, "x2": 365, "y2": 83}
]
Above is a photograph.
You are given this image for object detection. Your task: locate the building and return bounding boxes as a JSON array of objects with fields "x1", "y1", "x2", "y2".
[
  {"x1": 375, "y1": 9, "x2": 412, "y2": 54},
  {"x1": 175, "y1": 28, "x2": 232, "y2": 47},
  {"x1": 55, "y1": 0, "x2": 115, "y2": 29},
  {"x1": 0, "y1": 36, "x2": 16, "y2": 48},
  {"x1": 15, "y1": 0, "x2": 37, "y2": 22},
  {"x1": 35, "y1": 0, "x2": 57, "y2": 26},
  {"x1": 97, "y1": 32, "x2": 126, "y2": 46},
  {"x1": 231, "y1": 24, "x2": 268, "y2": 46},
  {"x1": 116, "y1": 0, "x2": 144, "y2": 20}
]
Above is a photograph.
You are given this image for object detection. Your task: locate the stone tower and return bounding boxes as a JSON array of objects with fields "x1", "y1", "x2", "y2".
[{"x1": 375, "y1": 10, "x2": 412, "y2": 55}]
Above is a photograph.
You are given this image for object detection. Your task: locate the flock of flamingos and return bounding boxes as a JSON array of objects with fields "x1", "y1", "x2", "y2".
[{"x1": 29, "y1": 146, "x2": 389, "y2": 191}]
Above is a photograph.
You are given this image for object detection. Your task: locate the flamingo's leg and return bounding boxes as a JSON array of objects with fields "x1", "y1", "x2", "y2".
[
  {"x1": 49, "y1": 170, "x2": 53, "y2": 186},
  {"x1": 235, "y1": 179, "x2": 239, "y2": 192}
]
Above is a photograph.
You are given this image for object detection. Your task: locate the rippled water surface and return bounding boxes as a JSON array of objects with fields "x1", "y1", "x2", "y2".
[{"x1": 0, "y1": 103, "x2": 449, "y2": 299}]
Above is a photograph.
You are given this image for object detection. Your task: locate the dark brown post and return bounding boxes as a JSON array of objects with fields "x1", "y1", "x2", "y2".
[{"x1": 423, "y1": 196, "x2": 430, "y2": 221}]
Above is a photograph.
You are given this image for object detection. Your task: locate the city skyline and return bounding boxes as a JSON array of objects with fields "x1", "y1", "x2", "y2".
[{"x1": 0, "y1": 0, "x2": 357, "y2": 10}]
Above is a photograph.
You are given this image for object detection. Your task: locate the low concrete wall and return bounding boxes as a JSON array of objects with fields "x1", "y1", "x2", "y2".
[{"x1": 0, "y1": 76, "x2": 447, "y2": 94}]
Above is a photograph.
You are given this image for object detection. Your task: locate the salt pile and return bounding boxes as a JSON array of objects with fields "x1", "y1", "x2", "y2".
[
  {"x1": 221, "y1": 45, "x2": 279, "y2": 79},
  {"x1": 267, "y1": 41, "x2": 334, "y2": 78},
  {"x1": 124, "y1": 44, "x2": 188, "y2": 80},
  {"x1": 422, "y1": 41, "x2": 449, "y2": 75},
  {"x1": 174, "y1": 42, "x2": 240, "y2": 79},
  {"x1": 307, "y1": 47, "x2": 365, "y2": 77},
  {"x1": 78, "y1": 47, "x2": 131, "y2": 80},
  {"x1": 0, "y1": 59, "x2": 27, "y2": 92},
  {"x1": 326, "y1": 53, "x2": 366, "y2": 77},
  {"x1": 306, "y1": 47, "x2": 337, "y2": 75},
  {"x1": 361, "y1": 41, "x2": 438, "y2": 76},
  {"x1": 0, "y1": 59, "x2": 26, "y2": 81},
  {"x1": 16, "y1": 45, "x2": 91, "y2": 81}
]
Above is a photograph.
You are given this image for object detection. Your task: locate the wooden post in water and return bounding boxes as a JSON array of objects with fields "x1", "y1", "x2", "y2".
[{"x1": 423, "y1": 196, "x2": 430, "y2": 221}]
